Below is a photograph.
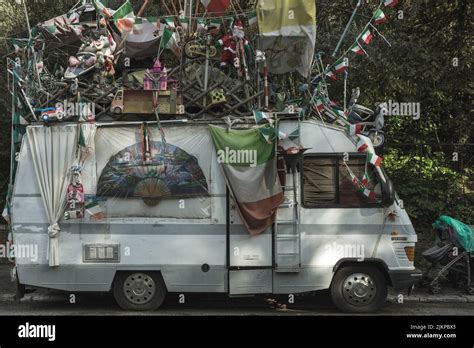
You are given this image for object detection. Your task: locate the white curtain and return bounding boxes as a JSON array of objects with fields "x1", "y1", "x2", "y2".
[{"x1": 27, "y1": 125, "x2": 79, "y2": 266}]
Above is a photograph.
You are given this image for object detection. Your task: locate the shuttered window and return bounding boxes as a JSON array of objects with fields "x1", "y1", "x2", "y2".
[{"x1": 302, "y1": 154, "x2": 380, "y2": 207}]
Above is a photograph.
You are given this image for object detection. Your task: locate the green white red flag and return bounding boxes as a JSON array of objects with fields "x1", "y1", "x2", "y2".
[
  {"x1": 334, "y1": 58, "x2": 348, "y2": 73},
  {"x1": 374, "y1": 9, "x2": 387, "y2": 25},
  {"x1": 345, "y1": 124, "x2": 362, "y2": 136},
  {"x1": 160, "y1": 27, "x2": 181, "y2": 57},
  {"x1": 361, "y1": 28, "x2": 373, "y2": 44},
  {"x1": 326, "y1": 70, "x2": 337, "y2": 81},
  {"x1": 384, "y1": 0, "x2": 399, "y2": 7},
  {"x1": 350, "y1": 43, "x2": 365, "y2": 55},
  {"x1": 85, "y1": 201, "x2": 104, "y2": 220},
  {"x1": 368, "y1": 152, "x2": 383, "y2": 167},
  {"x1": 209, "y1": 125, "x2": 284, "y2": 235}
]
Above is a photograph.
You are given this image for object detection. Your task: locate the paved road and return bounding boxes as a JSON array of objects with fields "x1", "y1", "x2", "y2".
[{"x1": 1, "y1": 292, "x2": 474, "y2": 315}]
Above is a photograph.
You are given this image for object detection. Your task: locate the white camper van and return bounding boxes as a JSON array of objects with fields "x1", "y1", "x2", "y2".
[{"x1": 10, "y1": 118, "x2": 421, "y2": 313}]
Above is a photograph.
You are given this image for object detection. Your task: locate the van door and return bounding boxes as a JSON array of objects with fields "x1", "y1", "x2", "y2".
[
  {"x1": 298, "y1": 153, "x2": 386, "y2": 280},
  {"x1": 227, "y1": 193, "x2": 273, "y2": 295}
]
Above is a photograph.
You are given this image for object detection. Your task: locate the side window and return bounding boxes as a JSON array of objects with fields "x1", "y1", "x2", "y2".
[
  {"x1": 302, "y1": 154, "x2": 381, "y2": 208},
  {"x1": 302, "y1": 158, "x2": 337, "y2": 206},
  {"x1": 339, "y1": 157, "x2": 377, "y2": 206}
]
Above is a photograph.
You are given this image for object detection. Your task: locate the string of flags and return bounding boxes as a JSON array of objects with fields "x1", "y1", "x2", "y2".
[
  {"x1": 341, "y1": 135, "x2": 384, "y2": 201},
  {"x1": 311, "y1": 0, "x2": 399, "y2": 127},
  {"x1": 325, "y1": 0, "x2": 398, "y2": 78}
]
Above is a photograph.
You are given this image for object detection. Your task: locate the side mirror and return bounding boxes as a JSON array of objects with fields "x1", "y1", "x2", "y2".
[
  {"x1": 375, "y1": 167, "x2": 395, "y2": 207},
  {"x1": 381, "y1": 178, "x2": 395, "y2": 207}
]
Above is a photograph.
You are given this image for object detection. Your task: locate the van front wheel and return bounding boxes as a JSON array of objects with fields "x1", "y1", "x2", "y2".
[
  {"x1": 330, "y1": 266, "x2": 387, "y2": 313},
  {"x1": 113, "y1": 271, "x2": 166, "y2": 311}
]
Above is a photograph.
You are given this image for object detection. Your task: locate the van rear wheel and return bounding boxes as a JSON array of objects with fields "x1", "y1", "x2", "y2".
[
  {"x1": 330, "y1": 266, "x2": 387, "y2": 313},
  {"x1": 113, "y1": 272, "x2": 166, "y2": 311}
]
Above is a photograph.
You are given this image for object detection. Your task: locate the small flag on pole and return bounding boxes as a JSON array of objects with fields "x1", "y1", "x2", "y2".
[
  {"x1": 350, "y1": 43, "x2": 365, "y2": 55},
  {"x1": 334, "y1": 58, "x2": 348, "y2": 73},
  {"x1": 248, "y1": 10, "x2": 258, "y2": 28},
  {"x1": 374, "y1": 9, "x2": 387, "y2": 25},
  {"x1": 384, "y1": 0, "x2": 399, "y2": 7},
  {"x1": 368, "y1": 152, "x2": 383, "y2": 167},
  {"x1": 359, "y1": 187, "x2": 376, "y2": 200},
  {"x1": 164, "y1": 17, "x2": 176, "y2": 29},
  {"x1": 357, "y1": 138, "x2": 369, "y2": 152},
  {"x1": 362, "y1": 172, "x2": 370, "y2": 187},
  {"x1": 85, "y1": 201, "x2": 104, "y2": 220},
  {"x1": 345, "y1": 124, "x2": 362, "y2": 136},
  {"x1": 361, "y1": 28, "x2": 373, "y2": 45},
  {"x1": 160, "y1": 27, "x2": 181, "y2": 57},
  {"x1": 111, "y1": 0, "x2": 134, "y2": 19},
  {"x1": 326, "y1": 70, "x2": 337, "y2": 81},
  {"x1": 314, "y1": 99, "x2": 325, "y2": 112}
]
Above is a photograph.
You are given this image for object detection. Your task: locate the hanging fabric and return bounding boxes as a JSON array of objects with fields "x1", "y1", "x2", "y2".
[{"x1": 27, "y1": 125, "x2": 79, "y2": 266}]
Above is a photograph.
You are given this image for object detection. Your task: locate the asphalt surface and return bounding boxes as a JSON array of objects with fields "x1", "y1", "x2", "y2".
[{"x1": 1, "y1": 291, "x2": 474, "y2": 316}]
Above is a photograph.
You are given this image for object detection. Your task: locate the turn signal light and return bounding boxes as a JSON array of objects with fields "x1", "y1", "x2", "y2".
[{"x1": 404, "y1": 246, "x2": 415, "y2": 262}]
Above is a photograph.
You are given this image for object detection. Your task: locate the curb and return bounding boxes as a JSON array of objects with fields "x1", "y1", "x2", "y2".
[
  {"x1": 0, "y1": 292, "x2": 67, "y2": 304},
  {"x1": 387, "y1": 294, "x2": 474, "y2": 303}
]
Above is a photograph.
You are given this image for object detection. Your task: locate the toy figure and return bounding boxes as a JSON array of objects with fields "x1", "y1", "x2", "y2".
[{"x1": 217, "y1": 19, "x2": 250, "y2": 79}]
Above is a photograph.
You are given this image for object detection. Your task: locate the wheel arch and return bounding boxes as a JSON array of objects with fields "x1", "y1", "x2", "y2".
[
  {"x1": 332, "y1": 258, "x2": 392, "y2": 287},
  {"x1": 111, "y1": 269, "x2": 168, "y2": 291}
]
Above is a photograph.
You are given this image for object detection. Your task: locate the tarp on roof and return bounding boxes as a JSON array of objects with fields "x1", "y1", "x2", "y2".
[{"x1": 257, "y1": 0, "x2": 317, "y2": 77}]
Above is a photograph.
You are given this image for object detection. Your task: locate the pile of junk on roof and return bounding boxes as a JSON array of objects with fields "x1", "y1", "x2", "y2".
[{"x1": 6, "y1": 0, "x2": 392, "y2": 137}]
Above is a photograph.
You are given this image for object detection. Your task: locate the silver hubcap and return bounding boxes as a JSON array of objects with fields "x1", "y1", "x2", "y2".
[
  {"x1": 123, "y1": 273, "x2": 156, "y2": 305},
  {"x1": 342, "y1": 273, "x2": 377, "y2": 306}
]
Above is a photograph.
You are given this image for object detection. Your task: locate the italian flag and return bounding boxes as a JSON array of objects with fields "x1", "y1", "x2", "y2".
[
  {"x1": 85, "y1": 201, "x2": 104, "y2": 220},
  {"x1": 345, "y1": 124, "x2": 362, "y2": 136},
  {"x1": 196, "y1": 18, "x2": 206, "y2": 31},
  {"x1": 357, "y1": 138, "x2": 369, "y2": 152},
  {"x1": 334, "y1": 58, "x2": 348, "y2": 73},
  {"x1": 362, "y1": 171, "x2": 370, "y2": 187},
  {"x1": 350, "y1": 43, "x2": 364, "y2": 55},
  {"x1": 112, "y1": 1, "x2": 135, "y2": 32},
  {"x1": 111, "y1": 1, "x2": 134, "y2": 21},
  {"x1": 160, "y1": 27, "x2": 181, "y2": 57},
  {"x1": 384, "y1": 0, "x2": 399, "y2": 7},
  {"x1": 374, "y1": 9, "x2": 387, "y2": 25},
  {"x1": 333, "y1": 108, "x2": 346, "y2": 119},
  {"x1": 248, "y1": 10, "x2": 258, "y2": 28},
  {"x1": 210, "y1": 18, "x2": 222, "y2": 30},
  {"x1": 360, "y1": 187, "x2": 376, "y2": 200},
  {"x1": 368, "y1": 152, "x2": 383, "y2": 167},
  {"x1": 315, "y1": 99, "x2": 325, "y2": 112},
  {"x1": 361, "y1": 28, "x2": 373, "y2": 45},
  {"x1": 209, "y1": 125, "x2": 284, "y2": 235},
  {"x1": 326, "y1": 70, "x2": 337, "y2": 81},
  {"x1": 164, "y1": 17, "x2": 176, "y2": 29},
  {"x1": 92, "y1": 0, "x2": 112, "y2": 18}
]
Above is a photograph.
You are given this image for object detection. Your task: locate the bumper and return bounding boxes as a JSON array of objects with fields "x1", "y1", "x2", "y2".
[{"x1": 389, "y1": 268, "x2": 423, "y2": 290}]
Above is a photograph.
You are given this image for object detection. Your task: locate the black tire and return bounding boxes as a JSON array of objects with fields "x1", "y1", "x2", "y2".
[
  {"x1": 113, "y1": 271, "x2": 166, "y2": 311},
  {"x1": 113, "y1": 107, "x2": 122, "y2": 114},
  {"x1": 330, "y1": 265, "x2": 388, "y2": 313}
]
